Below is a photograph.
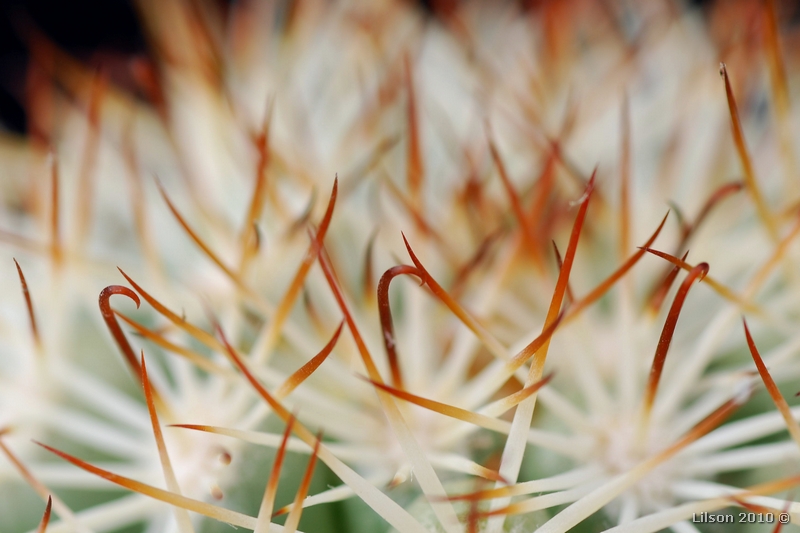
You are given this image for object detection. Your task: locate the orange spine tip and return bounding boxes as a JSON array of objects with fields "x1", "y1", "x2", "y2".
[
  {"x1": 647, "y1": 250, "x2": 690, "y2": 316},
  {"x1": 286, "y1": 188, "x2": 318, "y2": 237},
  {"x1": 256, "y1": 414, "x2": 295, "y2": 531},
  {"x1": 404, "y1": 53, "x2": 423, "y2": 210},
  {"x1": 276, "y1": 322, "x2": 344, "y2": 399},
  {"x1": 642, "y1": 248, "x2": 759, "y2": 312},
  {"x1": 507, "y1": 314, "x2": 563, "y2": 371},
  {"x1": 402, "y1": 233, "x2": 507, "y2": 361},
  {"x1": 619, "y1": 94, "x2": 631, "y2": 259},
  {"x1": 497, "y1": 373, "x2": 556, "y2": 410},
  {"x1": 118, "y1": 268, "x2": 222, "y2": 351},
  {"x1": 140, "y1": 353, "x2": 192, "y2": 529},
  {"x1": 639, "y1": 263, "x2": 709, "y2": 435},
  {"x1": 682, "y1": 182, "x2": 743, "y2": 244},
  {"x1": 13, "y1": 258, "x2": 41, "y2": 349},
  {"x1": 115, "y1": 312, "x2": 228, "y2": 375},
  {"x1": 49, "y1": 154, "x2": 61, "y2": 266},
  {"x1": 743, "y1": 319, "x2": 800, "y2": 448},
  {"x1": 643, "y1": 182, "x2": 741, "y2": 310},
  {"x1": 720, "y1": 63, "x2": 778, "y2": 241},
  {"x1": 488, "y1": 137, "x2": 539, "y2": 259},
  {"x1": 551, "y1": 241, "x2": 574, "y2": 304},
  {"x1": 745, "y1": 211, "x2": 800, "y2": 298},
  {"x1": 282, "y1": 431, "x2": 323, "y2": 532},
  {"x1": 362, "y1": 229, "x2": 379, "y2": 302},
  {"x1": 34, "y1": 439, "x2": 256, "y2": 528},
  {"x1": 645, "y1": 182, "x2": 742, "y2": 312},
  {"x1": 450, "y1": 228, "x2": 503, "y2": 300},
  {"x1": 317, "y1": 239, "x2": 384, "y2": 383},
  {"x1": 526, "y1": 149, "x2": 557, "y2": 249},
  {"x1": 377, "y1": 265, "x2": 424, "y2": 389},
  {"x1": 382, "y1": 175, "x2": 442, "y2": 242},
  {"x1": 240, "y1": 99, "x2": 273, "y2": 264},
  {"x1": 157, "y1": 182, "x2": 242, "y2": 288},
  {"x1": 264, "y1": 178, "x2": 338, "y2": 355},
  {"x1": 36, "y1": 496, "x2": 52, "y2": 533},
  {"x1": 531, "y1": 168, "x2": 595, "y2": 375},
  {"x1": 362, "y1": 373, "x2": 549, "y2": 437},
  {"x1": 657, "y1": 389, "x2": 750, "y2": 463},
  {"x1": 99, "y1": 285, "x2": 143, "y2": 381}
]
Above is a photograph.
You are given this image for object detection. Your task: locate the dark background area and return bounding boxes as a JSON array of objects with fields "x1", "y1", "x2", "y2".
[
  {"x1": 0, "y1": 0, "x2": 145, "y2": 134},
  {"x1": 0, "y1": 0, "x2": 714, "y2": 135}
]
